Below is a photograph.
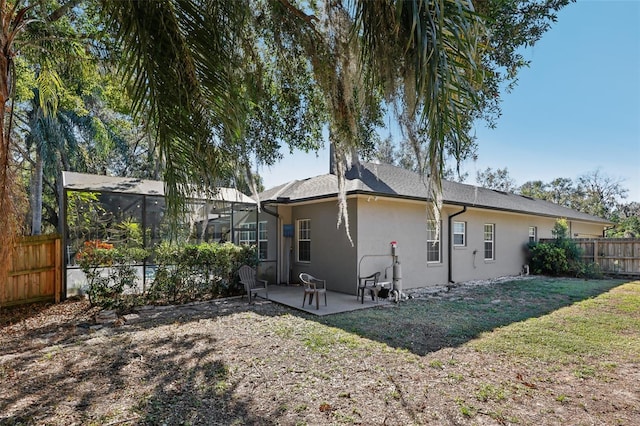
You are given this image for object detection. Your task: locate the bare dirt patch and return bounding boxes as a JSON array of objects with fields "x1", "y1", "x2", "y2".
[{"x1": 1, "y1": 279, "x2": 638, "y2": 425}]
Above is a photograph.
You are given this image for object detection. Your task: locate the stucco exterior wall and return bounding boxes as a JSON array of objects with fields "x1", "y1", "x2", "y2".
[
  {"x1": 289, "y1": 199, "x2": 358, "y2": 294},
  {"x1": 262, "y1": 196, "x2": 608, "y2": 294},
  {"x1": 356, "y1": 197, "x2": 446, "y2": 290},
  {"x1": 447, "y1": 208, "x2": 527, "y2": 282}
]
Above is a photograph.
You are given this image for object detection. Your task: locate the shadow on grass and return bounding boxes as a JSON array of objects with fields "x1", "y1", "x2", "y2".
[{"x1": 314, "y1": 277, "x2": 629, "y2": 356}]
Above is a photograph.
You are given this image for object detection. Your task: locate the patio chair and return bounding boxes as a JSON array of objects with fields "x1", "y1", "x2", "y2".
[
  {"x1": 357, "y1": 271, "x2": 380, "y2": 303},
  {"x1": 299, "y1": 273, "x2": 327, "y2": 310},
  {"x1": 238, "y1": 265, "x2": 268, "y2": 303}
]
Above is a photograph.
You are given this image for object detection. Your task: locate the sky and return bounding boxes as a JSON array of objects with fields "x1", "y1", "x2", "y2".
[{"x1": 258, "y1": 0, "x2": 640, "y2": 202}]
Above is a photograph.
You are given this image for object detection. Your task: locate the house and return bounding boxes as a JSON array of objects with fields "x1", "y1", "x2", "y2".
[{"x1": 253, "y1": 162, "x2": 611, "y2": 295}]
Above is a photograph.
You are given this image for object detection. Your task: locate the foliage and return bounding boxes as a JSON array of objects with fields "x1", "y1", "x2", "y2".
[
  {"x1": 0, "y1": 0, "x2": 574, "y2": 280},
  {"x1": 476, "y1": 167, "x2": 517, "y2": 192},
  {"x1": 607, "y1": 202, "x2": 640, "y2": 238},
  {"x1": 147, "y1": 242, "x2": 258, "y2": 304},
  {"x1": 528, "y1": 219, "x2": 601, "y2": 278},
  {"x1": 518, "y1": 169, "x2": 629, "y2": 220},
  {"x1": 77, "y1": 238, "x2": 259, "y2": 308},
  {"x1": 76, "y1": 240, "x2": 148, "y2": 308},
  {"x1": 527, "y1": 242, "x2": 569, "y2": 276}
]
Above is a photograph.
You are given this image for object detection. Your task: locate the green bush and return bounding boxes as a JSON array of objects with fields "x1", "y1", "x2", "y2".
[
  {"x1": 528, "y1": 242, "x2": 569, "y2": 276},
  {"x1": 76, "y1": 241, "x2": 148, "y2": 308},
  {"x1": 147, "y1": 242, "x2": 258, "y2": 303},
  {"x1": 528, "y1": 218, "x2": 600, "y2": 278}
]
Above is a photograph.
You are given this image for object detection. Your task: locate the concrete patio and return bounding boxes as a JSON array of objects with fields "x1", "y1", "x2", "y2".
[{"x1": 262, "y1": 284, "x2": 392, "y2": 316}]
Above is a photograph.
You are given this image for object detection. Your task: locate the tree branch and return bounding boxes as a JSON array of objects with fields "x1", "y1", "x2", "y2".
[
  {"x1": 276, "y1": 0, "x2": 318, "y2": 26},
  {"x1": 48, "y1": 0, "x2": 81, "y2": 22}
]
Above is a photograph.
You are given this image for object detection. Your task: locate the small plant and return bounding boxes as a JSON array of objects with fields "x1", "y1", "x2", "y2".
[
  {"x1": 455, "y1": 397, "x2": 476, "y2": 417},
  {"x1": 447, "y1": 372, "x2": 464, "y2": 382},
  {"x1": 574, "y1": 365, "x2": 596, "y2": 379},
  {"x1": 428, "y1": 359, "x2": 444, "y2": 369},
  {"x1": 294, "y1": 404, "x2": 308, "y2": 413},
  {"x1": 475, "y1": 383, "x2": 506, "y2": 402}
]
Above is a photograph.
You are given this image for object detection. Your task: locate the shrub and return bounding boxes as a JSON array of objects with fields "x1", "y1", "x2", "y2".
[
  {"x1": 528, "y1": 218, "x2": 600, "y2": 278},
  {"x1": 76, "y1": 241, "x2": 148, "y2": 308},
  {"x1": 147, "y1": 241, "x2": 258, "y2": 303},
  {"x1": 528, "y1": 242, "x2": 569, "y2": 276}
]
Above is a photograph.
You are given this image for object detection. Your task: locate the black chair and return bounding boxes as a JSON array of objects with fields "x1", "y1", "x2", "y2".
[{"x1": 357, "y1": 272, "x2": 380, "y2": 303}]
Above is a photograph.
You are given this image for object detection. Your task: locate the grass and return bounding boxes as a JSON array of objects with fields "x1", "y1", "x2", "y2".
[
  {"x1": 320, "y1": 276, "x2": 629, "y2": 356},
  {"x1": 3, "y1": 276, "x2": 638, "y2": 425},
  {"x1": 470, "y1": 280, "x2": 640, "y2": 364}
]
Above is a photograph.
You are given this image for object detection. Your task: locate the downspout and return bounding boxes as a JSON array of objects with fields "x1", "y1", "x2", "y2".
[{"x1": 448, "y1": 206, "x2": 467, "y2": 284}]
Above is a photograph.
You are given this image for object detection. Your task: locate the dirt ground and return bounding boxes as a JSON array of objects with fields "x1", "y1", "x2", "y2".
[{"x1": 1, "y1": 288, "x2": 638, "y2": 425}]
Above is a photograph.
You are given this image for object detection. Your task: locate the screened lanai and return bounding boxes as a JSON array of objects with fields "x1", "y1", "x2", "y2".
[{"x1": 62, "y1": 171, "x2": 257, "y2": 297}]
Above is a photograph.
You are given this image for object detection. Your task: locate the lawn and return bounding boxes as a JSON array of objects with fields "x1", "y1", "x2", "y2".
[{"x1": 1, "y1": 277, "x2": 638, "y2": 425}]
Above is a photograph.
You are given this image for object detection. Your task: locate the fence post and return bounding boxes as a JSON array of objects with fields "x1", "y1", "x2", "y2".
[
  {"x1": 55, "y1": 238, "x2": 62, "y2": 303},
  {"x1": 593, "y1": 240, "x2": 599, "y2": 267}
]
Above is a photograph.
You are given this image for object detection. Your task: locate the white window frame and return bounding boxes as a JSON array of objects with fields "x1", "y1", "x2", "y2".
[
  {"x1": 453, "y1": 221, "x2": 466, "y2": 246},
  {"x1": 238, "y1": 223, "x2": 256, "y2": 246},
  {"x1": 239, "y1": 221, "x2": 268, "y2": 260},
  {"x1": 528, "y1": 226, "x2": 537, "y2": 243},
  {"x1": 258, "y1": 221, "x2": 268, "y2": 260},
  {"x1": 297, "y1": 219, "x2": 311, "y2": 263},
  {"x1": 484, "y1": 224, "x2": 495, "y2": 261},
  {"x1": 426, "y1": 220, "x2": 441, "y2": 263}
]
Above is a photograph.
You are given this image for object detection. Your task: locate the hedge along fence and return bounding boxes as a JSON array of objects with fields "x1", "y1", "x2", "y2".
[{"x1": 3, "y1": 235, "x2": 62, "y2": 307}]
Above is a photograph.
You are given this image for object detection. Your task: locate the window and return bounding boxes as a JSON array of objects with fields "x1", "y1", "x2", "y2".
[
  {"x1": 297, "y1": 219, "x2": 311, "y2": 262},
  {"x1": 238, "y1": 223, "x2": 255, "y2": 246},
  {"x1": 239, "y1": 221, "x2": 268, "y2": 260},
  {"x1": 426, "y1": 220, "x2": 441, "y2": 263},
  {"x1": 528, "y1": 226, "x2": 537, "y2": 243},
  {"x1": 484, "y1": 224, "x2": 495, "y2": 260},
  {"x1": 258, "y1": 222, "x2": 268, "y2": 260},
  {"x1": 453, "y1": 221, "x2": 466, "y2": 246}
]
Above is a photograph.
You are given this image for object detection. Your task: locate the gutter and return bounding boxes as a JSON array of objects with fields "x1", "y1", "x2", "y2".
[{"x1": 448, "y1": 206, "x2": 467, "y2": 283}]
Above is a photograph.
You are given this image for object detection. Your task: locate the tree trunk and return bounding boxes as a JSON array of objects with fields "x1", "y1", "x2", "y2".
[
  {"x1": 0, "y1": 18, "x2": 17, "y2": 281},
  {"x1": 31, "y1": 150, "x2": 43, "y2": 235}
]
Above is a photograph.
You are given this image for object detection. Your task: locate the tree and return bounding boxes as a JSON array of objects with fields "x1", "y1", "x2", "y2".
[
  {"x1": 0, "y1": 0, "x2": 574, "y2": 279},
  {"x1": 546, "y1": 177, "x2": 580, "y2": 209},
  {"x1": 575, "y1": 169, "x2": 628, "y2": 218},
  {"x1": 476, "y1": 167, "x2": 517, "y2": 192},
  {"x1": 517, "y1": 170, "x2": 631, "y2": 221},
  {"x1": 608, "y1": 202, "x2": 640, "y2": 237},
  {"x1": 519, "y1": 180, "x2": 548, "y2": 199}
]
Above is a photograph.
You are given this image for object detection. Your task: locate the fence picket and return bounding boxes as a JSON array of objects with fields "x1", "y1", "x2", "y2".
[{"x1": 1, "y1": 235, "x2": 62, "y2": 307}]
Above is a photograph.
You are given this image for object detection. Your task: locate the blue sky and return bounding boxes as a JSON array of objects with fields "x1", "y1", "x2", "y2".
[{"x1": 259, "y1": 0, "x2": 640, "y2": 202}]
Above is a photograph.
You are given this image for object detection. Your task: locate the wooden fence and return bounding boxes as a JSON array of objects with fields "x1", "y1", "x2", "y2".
[
  {"x1": 2, "y1": 235, "x2": 62, "y2": 307},
  {"x1": 540, "y1": 238, "x2": 640, "y2": 276}
]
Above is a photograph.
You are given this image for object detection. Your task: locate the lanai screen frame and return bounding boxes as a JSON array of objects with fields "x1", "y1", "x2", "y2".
[{"x1": 61, "y1": 171, "x2": 258, "y2": 299}]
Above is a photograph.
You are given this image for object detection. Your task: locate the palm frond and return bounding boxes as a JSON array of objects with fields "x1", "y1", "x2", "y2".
[{"x1": 99, "y1": 0, "x2": 248, "y2": 226}]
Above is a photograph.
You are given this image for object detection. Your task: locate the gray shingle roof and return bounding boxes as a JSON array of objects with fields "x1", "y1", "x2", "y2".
[{"x1": 259, "y1": 162, "x2": 610, "y2": 224}]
